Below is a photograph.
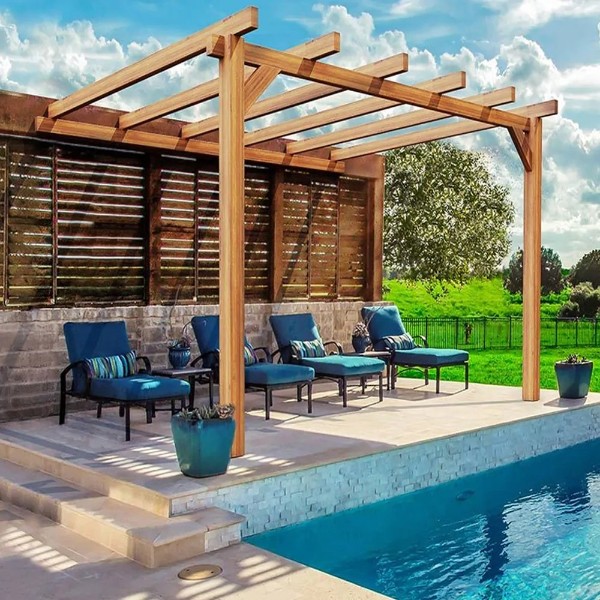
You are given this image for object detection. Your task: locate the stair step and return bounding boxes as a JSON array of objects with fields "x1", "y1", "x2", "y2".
[{"x1": 0, "y1": 458, "x2": 244, "y2": 568}]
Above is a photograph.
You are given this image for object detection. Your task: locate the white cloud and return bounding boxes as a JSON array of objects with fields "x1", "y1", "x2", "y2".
[{"x1": 389, "y1": 0, "x2": 439, "y2": 18}]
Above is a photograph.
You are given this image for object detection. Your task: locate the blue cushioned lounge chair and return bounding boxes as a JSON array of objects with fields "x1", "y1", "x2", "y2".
[
  {"x1": 362, "y1": 305, "x2": 469, "y2": 393},
  {"x1": 62, "y1": 321, "x2": 190, "y2": 441},
  {"x1": 269, "y1": 313, "x2": 385, "y2": 407},
  {"x1": 190, "y1": 316, "x2": 314, "y2": 419}
]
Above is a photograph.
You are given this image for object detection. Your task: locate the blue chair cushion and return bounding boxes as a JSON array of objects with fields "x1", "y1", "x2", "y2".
[
  {"x1": 84, "y1": 350, "x2": 138, "y2": 379},
  {"x1": 362, "y1": 306, "x2": 407, "y2": 351},
  {"x1": 269, "y1": 313, "x2": 322, "y2": 363},
  {"x1": 245, "y1": 363, "x2": 315, "y2": 386},
  {"x1": 89, "y1": 375, "x2": 190, "y2": 401},
  {"x1": 64, "y1": 321, "x2": 132, "y2": 394},
  {"x1": 191, "y1": 316, "x2": 220, "y2": 369},
  {"x1": 391, "y1": 348, "x2": 469, "y2": 367},
  {"x1": 301, "y1": 355, "x2": 385, "y2": 377},
  {"x1": 290, "y1": 339, "x2": 326, "y2": 359}
]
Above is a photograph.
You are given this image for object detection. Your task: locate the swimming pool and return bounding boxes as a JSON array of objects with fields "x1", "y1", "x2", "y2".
[{"x1": 249, "y1": 437, "x2": 600, "y2": 599}]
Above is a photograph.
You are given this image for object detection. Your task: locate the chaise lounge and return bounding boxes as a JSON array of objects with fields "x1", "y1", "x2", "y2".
[
  {"x1": 362, "y1": 305, "x2": 469, "y2": 393},
  {"x1": 190, "y1": 315, "x2": 314, "y2": 419},
  {"x1": 269, "y1": 312, "x2": 385, "y2": 407}
]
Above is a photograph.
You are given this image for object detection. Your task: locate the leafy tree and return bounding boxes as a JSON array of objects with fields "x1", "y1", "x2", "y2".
[
  {"x1": 503, "y1": 247, "x2": 565, "y2": 295},
  {"x1": 558, "y1": 282, "x2": 600, "y2": 318},
  {"x1": 383, "y1": 142, "x2": 514, "y2": 283},
  {"x1": 570, "y1": 250, "x2": 600, "y2": 288}
]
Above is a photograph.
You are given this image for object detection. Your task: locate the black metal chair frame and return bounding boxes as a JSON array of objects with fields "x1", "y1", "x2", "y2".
[{"x1": 60, "y1": 355, "x2": 188, "y2": 441}]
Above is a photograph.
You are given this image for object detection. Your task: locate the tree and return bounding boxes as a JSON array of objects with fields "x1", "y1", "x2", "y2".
[
  {"x1": 570, "y1": 250, "x2": 600, "y2": 288},
  {"x1": 383, "y1": 142, "x2": 514, "y2": 283},
  {"x1": 503, "y1": 247, "x2": 565, "y2": 295},
  {"x1": 559, "y1": 282, "x2": 600, "y2": 318}
]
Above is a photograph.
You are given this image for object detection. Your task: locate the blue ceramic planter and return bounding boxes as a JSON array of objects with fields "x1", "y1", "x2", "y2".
[
  {"x1": 555, "y1": 361, "x2": 593, "y2": 399},
  {"x1": 168, "y1": 347, "x2": 191, "y2": 369},
  {"x1": 171, "y1": 416, "x2": 235, "y2": 478},
  {"x1": 352, "y1": 335, "x2": 371, "y2": 353}
]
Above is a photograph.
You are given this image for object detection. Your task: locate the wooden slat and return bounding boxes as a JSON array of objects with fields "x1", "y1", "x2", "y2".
[
  {"x1": 181, "y1": 53, "x2": 409, "y2": 138},
  {"x1": 287, "y1": 85, "x2": 515, "y2": 155},
  {"x1": 239, "y1": 43, "x2": 530, "y2": 131},
  {"x1": 48, "y1": 7, "x2": 258, "y2": 118},
  {"x1": 35, "y1": 117, "x2": 345, "y2": 174},
  {"x1": 331, "y1": 100, "x2": 559, "y2": 160},
  {"x1": 119, "y1": 32, "x2": 340, "y2": 129},
  {"x1": 247, "y1": 72, "x2": 466, "y2": 146}
]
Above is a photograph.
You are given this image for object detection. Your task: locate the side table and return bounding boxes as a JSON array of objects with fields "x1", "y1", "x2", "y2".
[
  {"x1": 344, "y1": 350, "x2": 392, "y2": 390},
  {"x1": 152, "y1": 366, "x2": 214, "y2": 410}
]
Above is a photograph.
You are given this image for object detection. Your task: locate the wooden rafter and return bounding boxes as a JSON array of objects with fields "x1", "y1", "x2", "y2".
[
  {"x1": 221, "y1": 41, "x2": 530, "y2": 131},
  {"x1": 245, "y1": 72, "x2": 467, "y2": 146},
  {"x1": 180, "y1": 53, "x2": 408, "y2": 139},
  {"x1": 287, "y1": 86, "x2": 515, "y2": 155},
  {"x1": 508, "y1": 127, "x2": 532, "y2": 171},
  {"x1": 329, "y1": 100, "x2": 558, "y2": 160},
  {"x1": 118, "y1": 32, "x2": 340, "y2": 130},
  {"x1": 34, "y1": 116, "x2": 345, "y2": 173},
  {"x1": 47, "y1": 7, "x2": 258, "y2": 119}
]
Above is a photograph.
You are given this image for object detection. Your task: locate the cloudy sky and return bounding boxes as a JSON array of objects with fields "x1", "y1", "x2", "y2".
[{"x1": 1, "y1": 0, "x2": 599, "y2": 266}]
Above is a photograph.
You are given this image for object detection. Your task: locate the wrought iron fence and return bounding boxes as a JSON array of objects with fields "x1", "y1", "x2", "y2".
[{"x1": 401, "y1": 317, "x2": 600, "y2": 350}]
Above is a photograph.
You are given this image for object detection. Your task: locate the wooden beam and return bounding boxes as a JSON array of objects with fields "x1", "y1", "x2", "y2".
[
  {"x1": 522, "y1": 117, "x2": 542, "y2": 401},
  {"x1": 270, "y1": 168, "x2": 285, "y2": 302},
  {"x1": 181, "y1": 53, "x2": 408, "y2": 138},
  {"x1": 509, "y1": 126, "x2": 533, "y2": 172},
  {"x1": 145, "y1": 154, "x2": 162, "y2": 304},
  {"x1": 330, "y1": 100, "x2": 558, "y2": 160},
  {"x1": 287, "y1": 86, "x2": 515, "y2": 155},
  {"x1": 246, "y1": 72, "x2": 467, "y2": 146},
  {"x1": 366, "y1": 156, "x2": 384, "y2": 301},
  {"x1": 236, "y1": 43, "x2": 530, "y2": 131},
  {"x1": 47, "y1": 7, "x2": 258, "y2": 118},
  {"x1": 34, "y1": 116, "x2": 345, "y2": 173},
  {"x1": 119, "y1": 32, "x2": 340, "y2": 129},
  {"x1": 219, "y1": 34, "x2": 246, "y2": 456}
]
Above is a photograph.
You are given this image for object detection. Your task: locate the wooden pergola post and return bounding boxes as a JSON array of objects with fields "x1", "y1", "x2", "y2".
[
  {"x1": 522, "y1": 117, "x2": 543, "y2": 401},
  {"x1": 219, "y1": 33, "x2": 246, "y2": 456}
]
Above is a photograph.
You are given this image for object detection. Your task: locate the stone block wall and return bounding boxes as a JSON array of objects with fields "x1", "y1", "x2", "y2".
[{"x1": 0, "y1": 301, "x2": 388, "y2": 422}]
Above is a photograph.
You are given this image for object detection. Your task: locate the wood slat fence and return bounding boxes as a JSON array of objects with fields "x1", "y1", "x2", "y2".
[{"x1": 0, "y1": 136, "x2": 372, "y2": 308}]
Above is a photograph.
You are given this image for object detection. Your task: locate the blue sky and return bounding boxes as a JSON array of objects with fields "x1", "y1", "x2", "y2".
[{"x1": 1, "y1": 0, "x2": 599, "y2": 266}]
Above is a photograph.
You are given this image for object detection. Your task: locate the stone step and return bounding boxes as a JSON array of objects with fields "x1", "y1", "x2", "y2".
[{"x1": 0, "y1": 457, "x2": 245, "y2": 568}]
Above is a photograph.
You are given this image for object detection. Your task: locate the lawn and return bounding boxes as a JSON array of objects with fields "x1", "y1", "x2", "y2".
[{"x1": 398, "y1": 347, "x2": 600, "y2": 393}]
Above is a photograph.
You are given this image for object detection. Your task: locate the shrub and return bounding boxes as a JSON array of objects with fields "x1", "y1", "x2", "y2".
[
  {"x1": 558, "y1": 301, "x2": 579, "y2": 318},
  {"x1": 570, "y1": 250, "x2": 600, "y2": 288},
  {"x1": 569, "y1": 282, "x2": 600, "y2": 318}
]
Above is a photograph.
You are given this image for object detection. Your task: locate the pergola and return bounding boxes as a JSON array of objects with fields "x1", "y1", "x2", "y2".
[{"x1": 32, "y1": 7, "x2": 557, "y2": 456}]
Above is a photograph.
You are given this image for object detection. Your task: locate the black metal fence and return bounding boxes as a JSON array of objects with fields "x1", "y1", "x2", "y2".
[{"x1": 402, "y1": 317, "x2": 600, "y2": 350}]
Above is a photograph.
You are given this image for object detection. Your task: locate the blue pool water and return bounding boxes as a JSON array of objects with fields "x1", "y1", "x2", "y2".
[{"x1": 249, "y1": 438, "x2": 600, "y2": 599}]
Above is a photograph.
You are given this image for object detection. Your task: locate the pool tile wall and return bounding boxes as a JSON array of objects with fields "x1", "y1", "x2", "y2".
[{"x1": 173, "y1": 404, "x2": 600, "y2": 536}]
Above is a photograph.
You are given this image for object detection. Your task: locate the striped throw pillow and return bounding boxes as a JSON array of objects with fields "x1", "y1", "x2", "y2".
[
  {"x1": 383, "y1": 333, "x2": 416, "y2": 351},
  {"x1": 244, "y1": 344, "x2": 258, "y2": 366},
  {"x1": 84, "y1": 350, "x2": 137, "y2": 379},
  {"x1": 290, "y1": 339, "x2": 326, "y2": 359}
]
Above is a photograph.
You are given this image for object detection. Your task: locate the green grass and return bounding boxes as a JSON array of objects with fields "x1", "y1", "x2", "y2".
[
  {"x1": 398, "y1": 347, "x2": 600, "y2": 392},
  {"x1": 383, "y1": 277, "x2": 569, "y2": 318}
]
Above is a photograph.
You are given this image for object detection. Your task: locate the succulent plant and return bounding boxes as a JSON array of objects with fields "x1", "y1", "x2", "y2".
[
  {"x1": 561, "y1": 354, "x2": 589, "y2": 364},
  {"x1": 352, "y1": 322, "x2": 370, "y2": 338},
  {"x1": 175, "y1": 404, "x2": 235, "y2": 421}
]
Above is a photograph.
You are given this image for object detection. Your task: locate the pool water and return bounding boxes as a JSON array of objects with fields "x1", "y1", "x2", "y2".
[{"x1": 249, "y1": 438, "x2": 600, "y2": 599}]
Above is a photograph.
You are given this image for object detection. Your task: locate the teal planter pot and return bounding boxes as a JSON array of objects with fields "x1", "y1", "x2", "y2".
[
  {"x1": 168, "y1": 347, "x2": 191, "y2": 369},
  {"x1": 555, "y1": 361, "x2": 593, "y2": 399},
  {"x1": 171, "y1": 416, "x2": 235, "y2": 478}
]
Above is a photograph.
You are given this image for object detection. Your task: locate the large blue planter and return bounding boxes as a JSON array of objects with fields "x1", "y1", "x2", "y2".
[
  {"x1": 555, "y1": 361, "x2": 593, "y2": 399},
  {"x1": 171, "y1": 415, "x2": 235, "y2": 478}
]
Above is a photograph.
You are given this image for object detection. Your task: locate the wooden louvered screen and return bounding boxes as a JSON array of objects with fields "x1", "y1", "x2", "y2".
[
  {"x1": 0, "y1": 135, "x2": 373, "y2": 308},
  {"x1": 55, "y1": 147, "x2": 146, "y2": 304}
]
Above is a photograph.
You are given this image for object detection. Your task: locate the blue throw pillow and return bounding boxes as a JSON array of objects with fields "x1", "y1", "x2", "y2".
[
  {"x1": 290, "y1": 339, "x2": 326, "y2": 359},
  {"x1": 383, "y1": 334, "x2": 416, "y2": 351},
  {"x1": 244, "y1": 344, "x2": 258, "y2": 365},
  {"x1": 84, "y1": 350, "x2": 137, "y2": 379}
]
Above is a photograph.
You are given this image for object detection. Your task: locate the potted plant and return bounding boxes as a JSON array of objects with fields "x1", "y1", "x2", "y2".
[
  {"x1": 555, "y1": 354, "x2": 593, "y2": 399},
  {"x1": 167, "y1": 322, "x2": 193, "y2": 368},
  {"x1": 351, "y1": 321, "x2": 371, "y2": 353},
  {"x1": 171, "y1": 404, "x2": 236, "y2": 478}
]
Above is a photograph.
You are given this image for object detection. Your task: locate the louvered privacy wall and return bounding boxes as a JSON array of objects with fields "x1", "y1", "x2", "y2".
[{"x1": 0, "y1": 136, "x2": 371, "y2": 308}]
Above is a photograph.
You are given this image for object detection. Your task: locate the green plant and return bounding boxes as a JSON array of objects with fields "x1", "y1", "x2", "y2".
[
  {"x1": 168, "y1": 321, "x2": 193, "y2": 349},
  {"x1": 175, "y1": 404, "x2": 235, "y2": 421},
  {"x1": 570, "y1": 250, "x2": 600, "y2": 288},
  {"x1": 352, "y1": 322, "x2": 370, "y2": 338},
  {"x1": 559, "y1": 354, "x2": 589, "y2": 364}
]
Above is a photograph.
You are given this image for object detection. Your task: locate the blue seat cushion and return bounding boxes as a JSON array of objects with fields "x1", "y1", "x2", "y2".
[
  {"x1": 392, "y1": 348, "x2": 469, "y2": 367},
  {"x1": 245, "y1": 363, "x2": 315, "y2": 386},
  {"x1": 362, "y1": 306, "x2": 407, "y2": 351},
  {"x1": 301, "y1": 355, "x2": 385, "y2": 377},
  {"x1": 89, "y1": 375, "x2": 190, "y2": 401}
]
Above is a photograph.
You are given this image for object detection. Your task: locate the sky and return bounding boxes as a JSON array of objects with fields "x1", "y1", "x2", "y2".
[{"x1": 0, "y1": 0, "x2": 599, "y2": 267}]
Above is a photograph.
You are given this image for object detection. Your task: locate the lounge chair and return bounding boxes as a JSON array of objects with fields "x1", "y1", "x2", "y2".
[
  {"x1": 269, "y1": 313, "x2": 385, "y2": 407},
  {"x1": 190, "y1": 316, "x2": 314, "y2": 419},
  {"x1": 61, "y1": 321, "x2": 190, "y2": 441},
  {"x1": 361, "y1": 305, "x2": 469, "y2": 393}
]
